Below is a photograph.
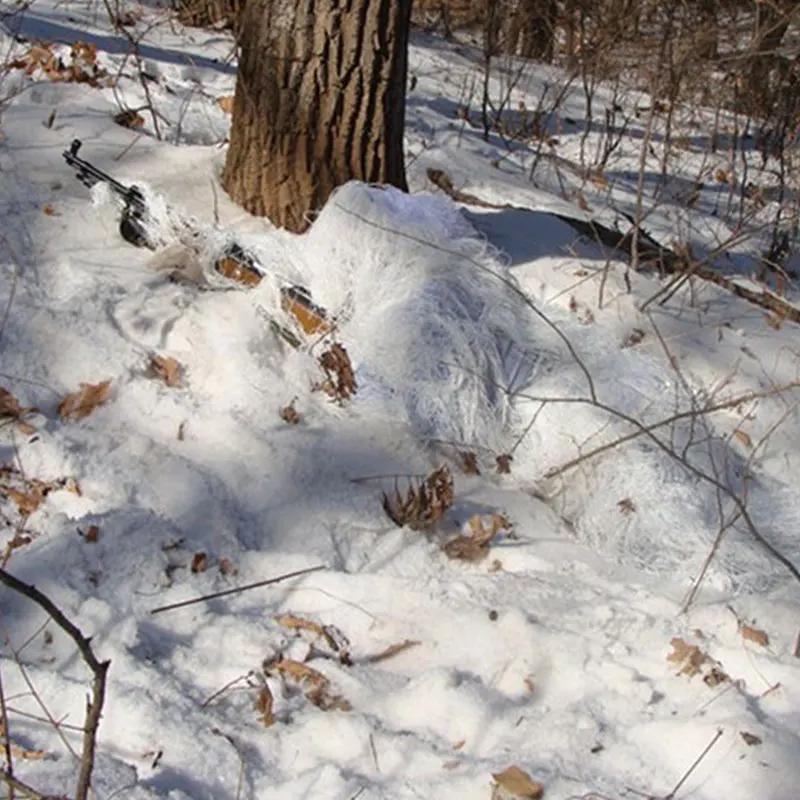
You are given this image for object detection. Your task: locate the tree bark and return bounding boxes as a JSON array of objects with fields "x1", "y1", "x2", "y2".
[
  {"x1": 175, "y1": 0, "x2": 242, "y2": 31},
  {"x1": 222, "y1": 0, "x2": 412, "y2": 233}
]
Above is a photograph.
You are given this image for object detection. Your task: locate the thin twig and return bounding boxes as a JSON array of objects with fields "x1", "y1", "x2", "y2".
[
  {"x1": 200, "y1": 671, "x2": 254, "y2": 709},
  {"x1": 0, "y1": 661, "x2": 15, "y2": 800},
  {"x1": 150, "y1": 565, "x2": 326, "y2": 615},
  {"x1": 211, "y1": 728, "x2": 245, "y2": 800},
  {"x1": 0, "y1": 233, "x2": 21, "y2": 348},
  {"x1": 664, "y1": 728, "x2": 723, "y2": 799},
  {"x1": 0, "y1": 773, "x2": 43, "y2": 800},
  {"x1": 0, "y1": 568, "x2": 110, "y2": 800},
  {"x1": 543, "y1": 383, "x2": 798, "y2": 479}
]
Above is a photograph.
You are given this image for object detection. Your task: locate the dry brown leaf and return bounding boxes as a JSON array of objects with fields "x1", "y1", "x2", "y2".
[
  {"x1": 271, "y1": 659, "x2": 326, "y2": 686},
  {"x1": 216, "y1": 95, "x2": 234, "y2": 114},
  {"x1": 254, "y1": 684, "x2": 275, "y2": 726},
  {"x1": 492, "y1": 765, "x2": 544, "y2": 798},
  {"x1": 621, "y1": 328, "x2": 646, "y2": 349},
  {"x1": 382, "y1": 465, "x2": 453, "y2": 530},
  {"x1": 467, "y1": 513, "x2": 511, "y2": 546},
  {"x1": 703, "y1": 666, "x2": 730, "y2": 688},
  {"x1": 218, "y1": 556, "x2": 238, "y2": 576},
  {"x1": 617, "y1": 498, "x2": 636, "y2": 515},
  {"x1": 280, "y1": 401, "x2": 302, "y2": 424},
  {"x1": 307, "y1": 684, "x2": 352, "y2": 712},
  {"x1": 317, "y1": 343, "x2": 357, "y2": 404},
  {"x1": 277, "y1": 614, "x2": 342, "y2": 655},
  {"x1": 8, "y1": 741, "x2": 51, "y2": 760},
  {"x1": 668, "y1": 637, "x2": 729, "y2": 686},
  {"x1": 443, "y1": 536, "x2": 487, "y2": 562},
  {"x1": 150, "y1": 355, "x2": 182, "y2": 387},
  {"x1": 41, "y1": 203, "x2": 58, "y2": 216},
  {"x1": 270, "y1": 658, "x2": 351, "y2": 712},
  {"x1": 0, "y1": 387, "x2": 39, "y2": 433},
  {"x1": 460, "y1": 451, "x2": 480, "y2": 475},
  {"x1": 364, "y1": 639, "x2": 421, "y2": 664},
  {"x1": 442, "y1": 759, "x2": 460, "y2": 770},
  {"x1": 191, "y1": 552, "x2": 208, "y2": 573},
  {"x1": 740, "y1": 731, "x2": 762, "y2": 746},
  {"x1": 84, "y1": 525, "x2": 99, "y2": 543},
  {"x1": 495, "y1": 454, "x2": 513, "y2": 474},
  {"x1": 4, "y1": 486, "x2": 46, "y2": 516},
  {"x1": 667, "y1": 637, "x2": 707, "y2": 678},
  {"x1": 453, "y1": 739, "x2": 466, "y2": 750},
  {"x1": 733, "y1": 429, "x2": 752, "y2": 447},
  {"x1": 740, "y1": 623, "x2": 769, "y2": 647},
  {"x1": 114, "y1": 109, "x2": 145, "y2": 129},
  {"x1": 59, "y1": 380, "x2": 112, "y2": 421}
]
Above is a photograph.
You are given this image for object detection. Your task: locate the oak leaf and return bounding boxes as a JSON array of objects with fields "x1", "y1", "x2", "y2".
[
  {"x1": 150, "y1": 355, "x2": 182, "y2": 387},
  {"x1": 492, "y1": 765, "x2": 544, "y2": 798},
  {"x1": 216, "y1": 95, "x2": 234, "y2": 114},
  {"x1": 740, "y1": 623, "x2": 769, "y2": 647},
  {"x1": 59, "y1": 380, "x2": 112, "y2": 421},
  {"x1": 0, "y1": 387, "x2": 38, "y2": 434}
]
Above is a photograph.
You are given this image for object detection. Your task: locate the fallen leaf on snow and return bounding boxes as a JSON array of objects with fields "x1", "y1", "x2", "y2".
[
  {"x1": 58, "y1": 380, "x2": 112, "y2": 421},
  {"x1": 217, "y1": 95, "x2": 234, "y2": 114},
  {"x1": 268, "y1": 658, "x2": 351, "y2": 712},
  {"x1": 114, "y1": 109, "x2": 145, "y2": 129},
  {"x1": 492, "y1": 765, "x2": 544, "y2": 798},
  {"x1": 740, "y1": 623, "x2": 769, "y2": 647},
  {"x1": 280, "y1": 401, "x2": 302, "y2": 424},
  {"x1": 741, "y1": 731, "x2": 762, "y2": 746},
  {"x1": 191, "y1": 552, "x2": 208, "y2": 573},
  {"x1": 41, "y1": 203, "x2": 58, "y2": 216},
  {"x1": 382, "y1": 465, "x2": 454, "y2": 530},
  {"x1": 460, "y1": 451, "x2": 480, "y2": 475},
  {"x1": 277, "y1": 614, "x2": 347, "y2": 658},
  {"x1": 3, "y1": 486, "x2": 45, "y2": 516},
  {"x1": 733, "y1": 429, "x2": 752, "y2": 447},
  {"x1": 495, "y1": 454, "x2": 513, "y2": 474},
  {"x1": 218, "y1": 556, "x2": 238, "y2": 576},
  {"x1": 0, "y1": 387, "x2": 39, "y2": 433},
  {"x1": 444, "y1": 512, "x2": 510, "y2": 562},
  {"x1": 667, "y1": 637, "x2": 729, "y2": 686},
  {"x1": 150, "y1": 355, "x2": 183, "y2": 387},
  {"x1": 254, "y1": 684, "x2": 275, "y2": 726},
  {"x1": 84, "y1": 525, "x2": 99, "y2": 543},
  {"x1": 667, "y1": 637, "x2": 708, "y2": 678}
]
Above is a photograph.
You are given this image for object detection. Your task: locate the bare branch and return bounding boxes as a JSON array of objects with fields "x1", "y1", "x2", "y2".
[{"x1": 0, "y1": 569, "x2": 109, "y2": 800}]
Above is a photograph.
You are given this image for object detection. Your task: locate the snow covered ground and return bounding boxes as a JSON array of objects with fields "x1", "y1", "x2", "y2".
[{"x1": 0, "y1": 3, "x2": 799, "y2": 799}]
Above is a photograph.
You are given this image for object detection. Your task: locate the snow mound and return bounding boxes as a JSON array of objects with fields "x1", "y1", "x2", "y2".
[{"x1": 300, "y1": 182, "x2": 550, "y2": 453}]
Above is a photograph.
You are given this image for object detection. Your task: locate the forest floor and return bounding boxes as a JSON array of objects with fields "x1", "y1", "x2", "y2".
[{"x1": 0, "y1": 3, "x2": 799, "y2": 799}]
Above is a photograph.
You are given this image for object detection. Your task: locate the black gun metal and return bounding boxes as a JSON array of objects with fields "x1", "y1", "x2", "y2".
[{"x1": 63, "y1": 139, "x2": 151, "y2": 248}]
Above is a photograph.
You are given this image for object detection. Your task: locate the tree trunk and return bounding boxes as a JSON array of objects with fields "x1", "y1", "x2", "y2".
[
  {"x1": 519, "y1": 0, "x2": 557, "y2": 62},
  {"x1": 175, "y1": 0, "x2": 242, "y2": 31},
  {"x1": 222, "y1": 0, "x2": 412, "y2": 233},
  {"x1": 747, "y1": 0, "x2": 791, "y2": 118}
]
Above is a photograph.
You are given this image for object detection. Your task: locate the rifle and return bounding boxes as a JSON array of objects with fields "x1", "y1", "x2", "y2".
[
  {"x1": 63, "y1": 139, "x2": 151, "y2": 248},
  {"x1": 63, "y1": 139, "x2": 331, "y2": 344}
]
